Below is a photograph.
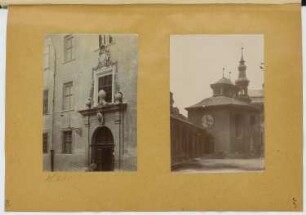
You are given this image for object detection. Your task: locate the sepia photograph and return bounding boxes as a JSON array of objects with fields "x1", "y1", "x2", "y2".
[
  {"x1": 170, "y1": 35, "x2": 264, "y2": 173},
  {"x1": 3, "y1": 4, "x2": 302, "y2": 211},
  {"x1": 42, "y1": 34, "x2": 138, "y2": 172}
]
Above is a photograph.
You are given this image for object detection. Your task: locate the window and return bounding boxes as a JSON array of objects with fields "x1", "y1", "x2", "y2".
[
  {"x1": 220, "y1": 87, "x2": 224, "y2": 95},
  {"x1": 44, "y1": 44, "x2": 50, "y2": 69},
  {"x1": 43, "y1": 89, "x2": 48, "y2": 114},
  {"x1": 63, "y1": 82, "x2": 73, "y2": 110},
  {"x1": 43, "y1": 133, "x2": 48, "y2": 154},
  {"x1": 62, "y1": 130, "x2": 72, "y2": 154},
  {"x1": 213, "y1": 88, "x2": 220, "y2": 96},
  {"x1": 98, "y1": 75, "x2": 113, "y2": 102},
  {"x1": 64, "y1": 35, "x2": 74, "y2": 62}
]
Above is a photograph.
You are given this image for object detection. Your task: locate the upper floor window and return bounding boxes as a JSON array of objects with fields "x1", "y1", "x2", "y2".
[
  {"x1": 213, "y1": 88, "x2": 220, "y2": 96},
  {"x1": 64, "y1": 35, "x2": 74, "y2": 63},
  {"x1": 43, "y1": 89, "x2": 49, "y2": 114},
  {"x1": 63, "y1": 82, "x2": 73, "y2": 110},
  {"x1": 98, "y1": 74, "x2": 113, "y2": 103},
  {"x1": 44, "y1": 44, "x2": 50, "y2": 69},
  {"x1": 62, "y1": 130, "x2": 72, "y2": 154},
  {"x1": 43, "y1": 133, "x2": 48, "y2": 154}
]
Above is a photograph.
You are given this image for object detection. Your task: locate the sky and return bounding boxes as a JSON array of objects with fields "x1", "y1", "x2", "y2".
[{"x1": 170, "y1": 35, "x2": 264, "y2": 116}]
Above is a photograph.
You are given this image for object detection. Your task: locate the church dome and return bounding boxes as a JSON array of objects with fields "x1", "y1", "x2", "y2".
[{"x1": 214, "y1": 77, "x2": 234, "y2": 85}]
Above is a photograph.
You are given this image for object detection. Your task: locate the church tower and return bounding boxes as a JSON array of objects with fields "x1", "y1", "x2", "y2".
[{"x1": 235, "y1": 47, "x2": 250, "y2": 102}]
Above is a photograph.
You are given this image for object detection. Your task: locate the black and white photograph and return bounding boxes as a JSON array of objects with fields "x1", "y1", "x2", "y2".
[
  {"x1": 43, "y1": 34, "x2": 138, "y2": 172},
  {"x1": 170, "y1": 35, "x2": 264, "y2": 173}
]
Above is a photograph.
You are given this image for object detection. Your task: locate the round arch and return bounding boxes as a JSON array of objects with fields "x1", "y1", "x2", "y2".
[
  {"x1": 91, "y1": 126, "x2": 115, "y2": 171},
  {"x1": 92, "y1": 126, "x2": 114, "y2": 145}
]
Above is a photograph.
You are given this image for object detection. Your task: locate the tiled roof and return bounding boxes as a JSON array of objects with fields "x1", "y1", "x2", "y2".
[
  {"x1": 186, "y1": 96, "x2": 256, "y2": 110},
  {"x1": 171, "y1": 113, "x2": 205, "y2": 130}
]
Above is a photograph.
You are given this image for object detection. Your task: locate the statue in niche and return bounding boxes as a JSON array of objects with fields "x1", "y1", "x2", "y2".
[{"x1": 97, "y1": 45, "x2": 111, "y2": 68}]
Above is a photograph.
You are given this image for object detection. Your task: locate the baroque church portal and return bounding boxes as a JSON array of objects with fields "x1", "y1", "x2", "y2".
[{"x1": 43, "y1": 34, "x2": 138, "y2": 172}]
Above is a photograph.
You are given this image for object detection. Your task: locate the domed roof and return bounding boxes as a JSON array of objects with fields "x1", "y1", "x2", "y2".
[
  {"x1": 214, "y1": 77, "x2": 234, "y2": 85},
  {"x1": 185, "y1": 96, "x2": 258, "y2": 111}
]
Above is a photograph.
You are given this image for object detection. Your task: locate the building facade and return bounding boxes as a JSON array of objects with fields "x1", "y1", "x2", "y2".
[
  {"x1": 43, "y1": 34, "x2": 138, "y2": 171},
  {"x1": 185, "y1": 49, "x2": 264, "y2": 158}
]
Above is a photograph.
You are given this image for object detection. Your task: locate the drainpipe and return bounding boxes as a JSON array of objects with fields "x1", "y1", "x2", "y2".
[
  {"x1": 86, "y1": 99, "x2": 92, "y2": 167},
  {"x1": 118, "y1": 92, "x2": 123, "y2": 171},
  {"x1": 121, "y1": 102, "x2": 125, "y2": 169},
  {"x1": 88, "y1": 114, "x2": 90, "y2": 167},
  {"x1": 118, "y1": 108, "x2": 121, "y2": 170},
  {"x1": 50, "y1": 36, "x2": 57, "y2": 172},
  {"x1": 87, "y1": 69, "x2": 95, "y2": 169}
]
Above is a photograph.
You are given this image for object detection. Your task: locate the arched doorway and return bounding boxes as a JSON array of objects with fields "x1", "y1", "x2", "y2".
[{"x1": 91, "y1": 126, "x2": 115, "y2": 171}]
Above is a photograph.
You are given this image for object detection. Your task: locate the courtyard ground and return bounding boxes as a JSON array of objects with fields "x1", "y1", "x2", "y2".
[{"x1": 173, "y1": 157, "x2": 265, "y2": 173}]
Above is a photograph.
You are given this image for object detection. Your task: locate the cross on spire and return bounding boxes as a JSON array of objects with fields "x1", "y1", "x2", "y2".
[
  {"x1": 240, "y1": 44, "x2": 245, "y2": 62},
  {"x1": 222, "y1": 67, "x2": 225, "y2": 78}
]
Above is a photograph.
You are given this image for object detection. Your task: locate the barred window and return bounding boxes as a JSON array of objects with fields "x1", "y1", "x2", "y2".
[{"x1": 62, "y1": 130, "x2": 72, "y2": 154}]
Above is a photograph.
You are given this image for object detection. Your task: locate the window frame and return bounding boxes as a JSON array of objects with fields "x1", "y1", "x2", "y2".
[
  {"x1": 43, "y1": 132, "x2": 48, "y2": 154},
  {"x1": 93, "y1": 65, "x2": 116, "y2": 106},
  {"x1": 43, "y1": 89, "x2": 49, "y2": 115},
  {"x1": 62, "y1": 81, "x2": 73, "y2": 111},
  {"x1": 63, "y1": 35, "x2": 75, "y2": 63},
  {"x1": 98, "y1": 74, "x2": 113, "y2": 103},
  {"x1": 62, "y1": 130, "x2": 73, "y2": 154}
]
